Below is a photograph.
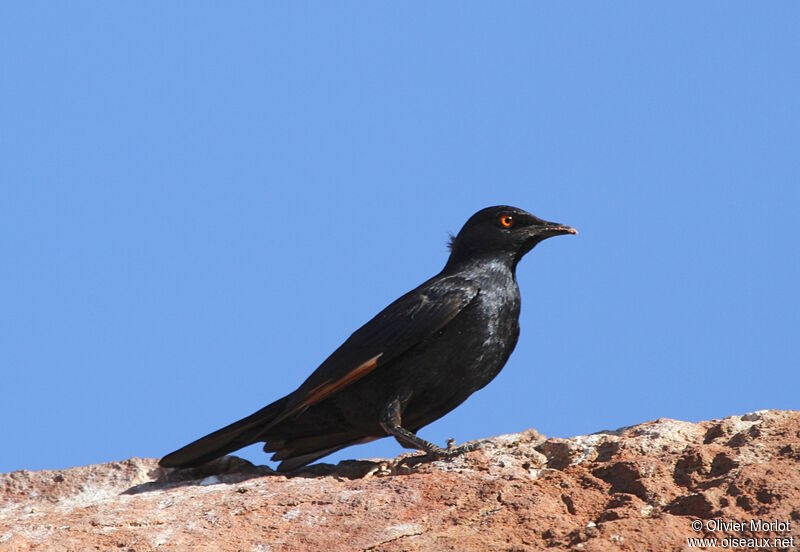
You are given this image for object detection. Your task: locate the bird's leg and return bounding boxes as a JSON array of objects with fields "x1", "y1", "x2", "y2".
[
  {"x1": 387, "y1": 423, "x2": 449, "y2": 456},
  {"x1": 379, "y1": 397, "x2": 447, "y2": 455},
  {"x1": 379, "y1": 398, "x2": 479, "y2": 458}
]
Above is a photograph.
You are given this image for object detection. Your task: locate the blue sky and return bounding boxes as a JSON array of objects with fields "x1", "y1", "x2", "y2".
[{"x1": 1, "y1": 4, "x2": 798, "y2": 473}]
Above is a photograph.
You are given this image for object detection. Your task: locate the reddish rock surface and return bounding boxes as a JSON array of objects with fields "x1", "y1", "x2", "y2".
[{"x1": 1, "y1": 410, "x2": 798, "y2": 551}]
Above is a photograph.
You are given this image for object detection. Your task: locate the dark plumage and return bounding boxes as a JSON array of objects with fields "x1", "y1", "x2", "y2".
[{"x1": 160, "y1": 206, "x2": 576, "y2": 472}]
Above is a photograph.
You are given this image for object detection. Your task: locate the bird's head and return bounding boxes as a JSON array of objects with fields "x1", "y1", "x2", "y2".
[{"x1": 446, "y1": 205, "x2": 577, "y2": 269}]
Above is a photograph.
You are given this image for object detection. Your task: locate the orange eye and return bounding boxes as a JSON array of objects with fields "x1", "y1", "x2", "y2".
[{"x1": 499, "y1": 214, "x2": 514, "y2": 228}]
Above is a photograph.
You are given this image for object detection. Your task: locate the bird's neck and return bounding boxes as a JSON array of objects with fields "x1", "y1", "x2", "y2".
[{"x1": 443, "y1": 252, "x2": 518, "y2": 280}]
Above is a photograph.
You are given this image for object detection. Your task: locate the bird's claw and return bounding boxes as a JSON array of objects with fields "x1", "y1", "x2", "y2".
[
  {"x1": 392, "y1": 440, "x2": 485, "y2": 473},
  {"x1": 429, "y1": 439, "x2": 484, "y2": 459}
]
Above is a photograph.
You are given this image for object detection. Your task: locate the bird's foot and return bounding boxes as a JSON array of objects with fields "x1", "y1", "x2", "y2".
[
  {"x1": 433, "y1": 438, "x2": 484, "y2": 458},
  {"x1": 417, "y1": 436, "x2": 484, "y2": 458},
  {"x1": 392, "y1": 440, "x2": 484, "y2": 473}
]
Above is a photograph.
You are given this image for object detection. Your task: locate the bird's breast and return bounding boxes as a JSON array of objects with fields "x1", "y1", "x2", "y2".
[
  {"x1": 394, "y1": 265, "x2": 521, "y2": 429},
  {"x1": 444, "y1": 261, "x2": 521, "y2": 384},
  {"x1": 473, "y1": 280, "x2": 520, "y2": 361}
]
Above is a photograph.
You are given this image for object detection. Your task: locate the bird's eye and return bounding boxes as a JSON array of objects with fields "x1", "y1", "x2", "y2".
[{"x1": 499, "y1": 214, "x2": 515, "y2": 228}]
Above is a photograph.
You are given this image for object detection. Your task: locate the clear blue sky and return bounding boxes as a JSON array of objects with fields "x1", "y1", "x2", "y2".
[{"x1": 1, "y1": 4, "x2": 798, "y2": 473}]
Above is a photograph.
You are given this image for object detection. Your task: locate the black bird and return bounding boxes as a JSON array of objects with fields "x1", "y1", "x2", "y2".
[{"x1": 160, "y1": 206, "x2": 576, "y2": 472}]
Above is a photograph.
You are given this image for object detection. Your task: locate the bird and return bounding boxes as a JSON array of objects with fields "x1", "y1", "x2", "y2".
[{"x1": 160, "y1": 205, "x2": 576, "y2": 472}]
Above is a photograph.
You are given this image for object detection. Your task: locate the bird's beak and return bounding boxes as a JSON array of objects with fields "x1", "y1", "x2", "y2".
[{"x1": 537, "y1": 221, "x2": 578, "y2": 238}]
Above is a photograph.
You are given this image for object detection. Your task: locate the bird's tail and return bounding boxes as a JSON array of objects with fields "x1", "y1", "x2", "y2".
[
  {"x1": 159, "y1": 397, "x2": 288, "y2": 468},
  {"x1": 265, "y1": 431, "x2": 379, "y2": 472}
]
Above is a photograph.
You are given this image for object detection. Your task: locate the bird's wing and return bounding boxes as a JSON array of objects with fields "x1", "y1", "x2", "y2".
[{"x1": 268, "y1": 275, "x2": 479, "y2": 428}]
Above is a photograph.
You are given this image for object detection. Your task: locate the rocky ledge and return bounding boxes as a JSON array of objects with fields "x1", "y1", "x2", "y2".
[{"x1": 1, "y1": 410, "x2": 798, "y2": 551}]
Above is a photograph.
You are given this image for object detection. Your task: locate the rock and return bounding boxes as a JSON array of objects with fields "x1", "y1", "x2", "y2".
[{"x1": 1, "y1": 410, "x2": 798, "y2": 551}]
